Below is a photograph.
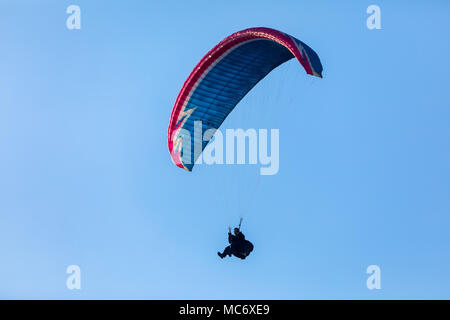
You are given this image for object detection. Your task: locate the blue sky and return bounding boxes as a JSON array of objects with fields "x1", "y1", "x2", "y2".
[{"x1": 1, "y1": 0, "x2": 449, "y2": 299}]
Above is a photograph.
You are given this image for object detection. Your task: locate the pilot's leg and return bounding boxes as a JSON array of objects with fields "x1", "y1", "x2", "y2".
[{"x1": 218, "y1": 245, "x2": 232, "y2": 258}]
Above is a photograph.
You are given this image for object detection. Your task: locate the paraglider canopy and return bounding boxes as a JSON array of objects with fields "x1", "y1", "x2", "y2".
[{"x1": 168, "y1": 27, "x2": 323, "y2": 171}]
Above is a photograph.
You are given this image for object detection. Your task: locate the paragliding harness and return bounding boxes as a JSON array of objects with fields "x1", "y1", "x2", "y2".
[{"x1": 227, "y1": 218, "x2": 254, "y2": 260}]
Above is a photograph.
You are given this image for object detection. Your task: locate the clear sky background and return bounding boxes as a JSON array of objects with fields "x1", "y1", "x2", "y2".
[{"x1": 1, "y1": 0, "x2": 449, "y2": 299}]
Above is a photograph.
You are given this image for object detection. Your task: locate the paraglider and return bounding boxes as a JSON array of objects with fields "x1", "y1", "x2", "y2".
[
  {"x1": 218, "y1": 219, "x2": 254, "y2": 260},
  {"x1": 168, "y1": 27, "x2": 323, "y2": 171},
  {"x1": 167, "y1": 27, "x2": 323, "y2": 261}
]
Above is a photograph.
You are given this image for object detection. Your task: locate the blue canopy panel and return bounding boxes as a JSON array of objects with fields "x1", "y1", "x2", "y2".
[{"x1": 180, "y1": 40, "x2": 292, "y2": 170}]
